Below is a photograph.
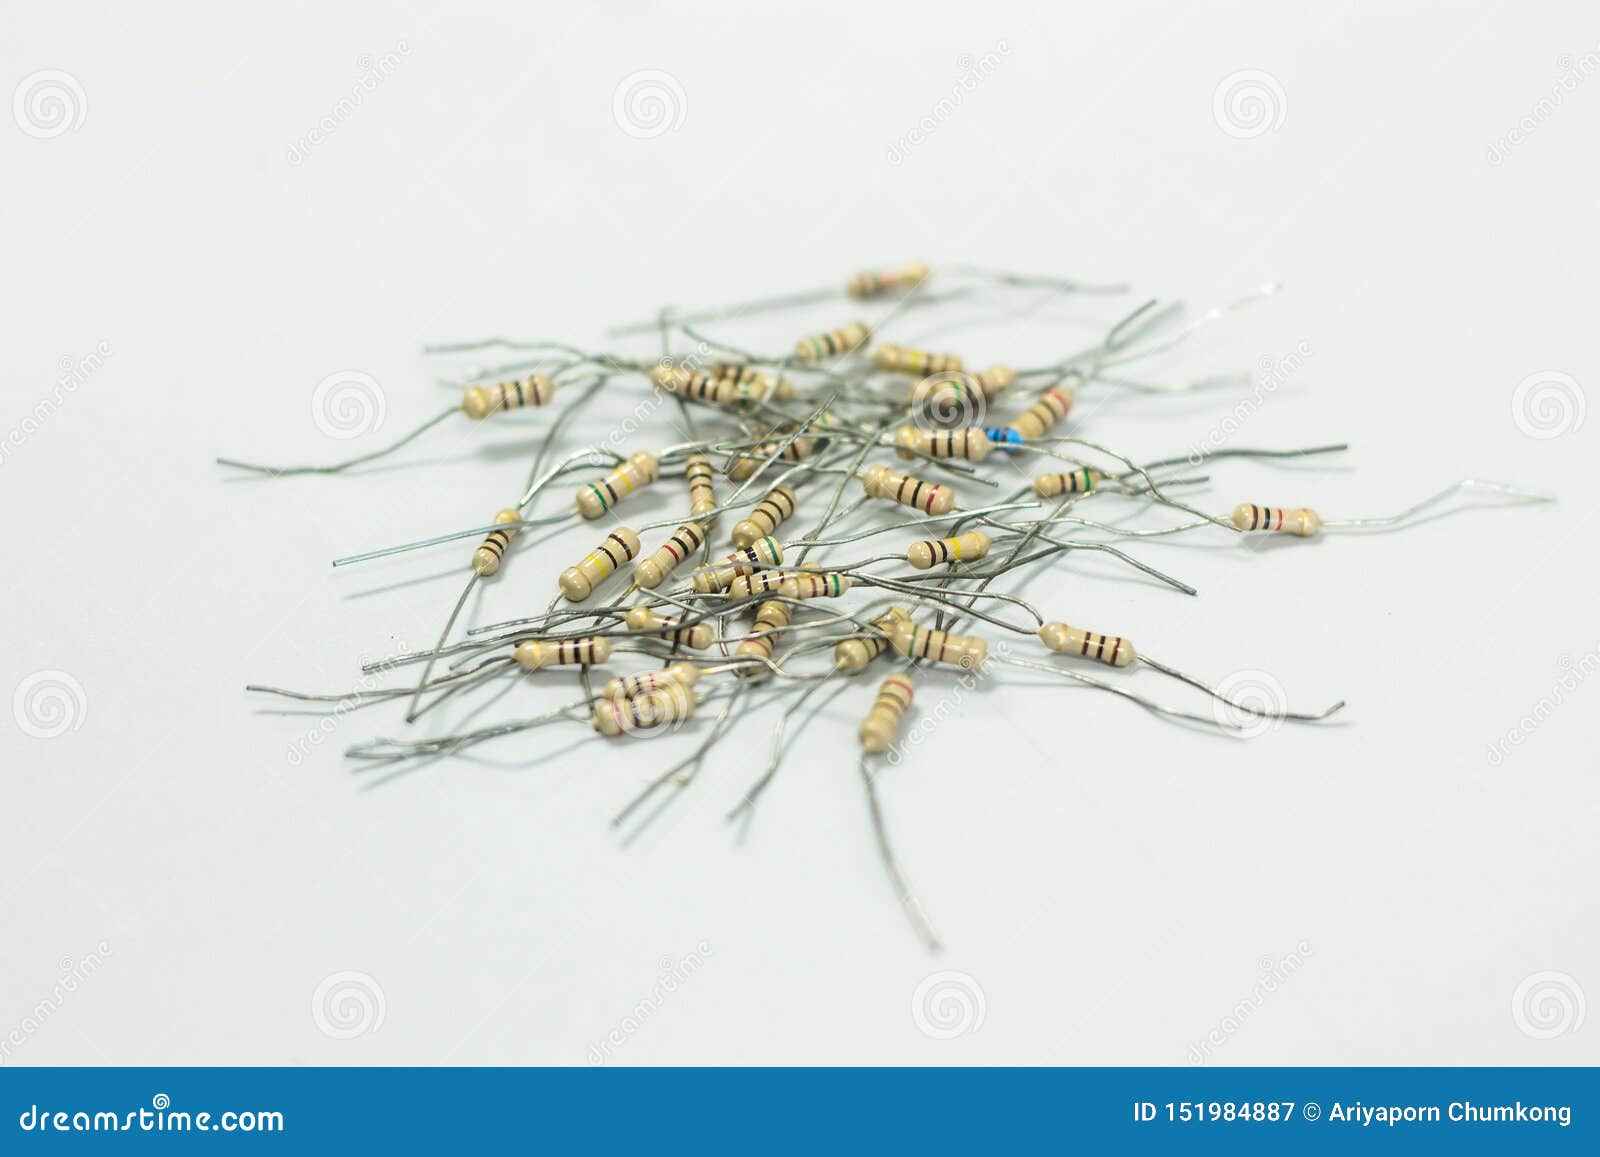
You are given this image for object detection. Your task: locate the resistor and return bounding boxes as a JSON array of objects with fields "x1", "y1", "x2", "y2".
[
  {"x1": 635, "y1": 521, "x2": 707, "y2": 589},
  {"x1": 1229, "y1": 504, "x2": 1322, "y2": 537},
  {"x1": 906, "y1": 530, "x2": 990, "y2": 570},
  {"x1": 847, "y1": 262, "x2": 930, "y2": 298},
  {"x1": 732, "y1": 484, "x2": 799, "y2": 548},
  {"x1": 684, "y1": 453, "x2": 718, "y2": 517},
  {"x1": 728, "y1": 431, "x2": 823, "y2": 481},
  {"x1": 461, "y1": 373, "x2": 556, "y2": 419},
  {"x1": 712, "y1": 363, "x2": 796, "y2": 403},
  {"x1": 736, "y1": 599, "x2": 792, "y2": 666},
  {"x1": 889, "y1": 620, "x2": 988, "y2": 670},
  {"x1": 795, "y1": 321, "x2": 871, "y2": 362},
  {"x1": 726, "y1": 569, "x2": 803, "y2": 599},
  {"x1": 862, "y1": 464, "x2": 954, "y2": 515},
  {"x1": 559, "y1": 528, "x2": 642, "y2": 601},
  {"x1": 471, "y1": 508, "x2": 522, "y2": 576},
  {"x1": 1033, "y1": 467, "x2": 1103, "y2": 497},
  {"x1": 690, "y1": 536, "x2": 783, "y2": 594},
  {"x1": 1008, "y1": 385, "x2": 1074, "y2": 441},
  {"x1": 894, "y1": 426, "x2": 991, "y2": 462},
  {"x1": 624, "y1": 606, "x2": 714, "y2": 650},
  {"x1": 576, "y1": 451, "x2": 660, "y2": 518},
  {"x1": 1038, "y1": 622, "x2": 1135, "y2": 667},
  {"x1": 859, "y1": 673, "x2": 915, "y2": 753},
  {"x1": 600, "y1": 662, "x2": 702, "y2": 701},
  {"x1": 835, "y1": 606, "x2": 913, "y2": 672},
  {"x1": 777, "y1": 572, "x2": 851, "y2": 600},
  {"x1": 973, "y1": 365, "x2": 1016, "y2": 395},
  {"x1": 984, "y1": 426, "x2": 1023, "y2": 448},
  {"x1": 648, "y1": 364, "x2": 732, "y2": 406},
  {"x1": 874, "y1": 344, "x2": 963, "y2": 376},
  {"x1": 592, "y1": 683, "x2": 695, "y2": 736},
  {"x1": 514, "y1": 635, "x2": 613, "y2": 670}
]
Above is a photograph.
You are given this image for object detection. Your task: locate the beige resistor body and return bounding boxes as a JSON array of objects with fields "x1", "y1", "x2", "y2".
[
  {"x1": 576, "y1": 451, "x2": 660, "y2": 518},
  {"x1": 973, "y1": 365, "x2": 1016, "y2": 395},
  {"x1": 684, "y1": 454, "x2": 718, "y2": 517},
  {"x1": 874, "y1": 344, "x2": 963, "y2": 376},
  {"x1": 726, "y1": 568, "x2": 808, "y2": 599},
  {"x1": 690, "y1": 537, "x2": 783, "y2": 594},
  {"x1": 624, "y1": 606, "x2": 714, "y2": 650},
  {"x1": 732, "y1": 485, "x2": 799, "y2": 548},
  {"x1": 847, "y1": 262, "x2": 930, "y2": 298},
  {"x1": 795, "y1": 321, "x2": 871, "y2": 362},
  {"x1": 600, "y1": 662, "x2": 702, "y2": 701},
  {"x1": 862, "y1": 465, "x2": 955, "y2": 516},
  {"x1": 1008, "y1": 385, "x2": 1074, "y2": 441},
  {"x1": 461, "y1": 373, "x2": 556, "y2": 419},
  {"x1": 514, "y1": 635, "x2": 613, "y2": 670},
  {"x1": 471, "y1": 508, "x2": 522, "y2": 576},
  {"x1": 894, "y1": 426, "x2": 991, "y2": 462},
  {"x1": 777, "y1": 572, "x2": 851, "y2": 600},
  {"x1": 592, "y1": 683, "x2": 695, "y2": 736},
  {"x1": 889, "y1": 620, "x2": 988, "y2": 670},
  {"x1": 648, "y1": 364, "x2": 733, "y2": 406},
  {"x1": 1229, "y1": 504, "x2": 1322, "y2": 537},
  {"x1": 859, "y1": 673, "x2": 916, "y2": 753},
  {"x1": 906, "y1": 530, "x2": 990, "y2": 570},
  {"x1": 728, "y1": 430, "x2": 824, "y2": 482},
  {"x1": 736, "y1": 600, "x2": 792, "y2": 666},
  {"x1": 1033, "y1": 468, "x2": 1103, "y2": 498},
  {"x1": 1038, "y1": 621, "x2": 1136, "y2": 667},
  {"x1": 559, "y1": 528, "x2": 642, "y2": 601},
  {"x1": 835, "y1": 606, "x2": 913, "y2": 672},
  {"x1": 635, "y1": 521, "x2": 707, "y2": 589},
  {"x1": 712, "y1": 363, "x2": 796, "y2": 404}
]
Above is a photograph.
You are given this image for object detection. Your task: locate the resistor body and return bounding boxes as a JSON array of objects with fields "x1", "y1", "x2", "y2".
[
  {"x1": 777, "y1": 572, "x2": 851, "y2": 600},
  {"x1": 471, "y1": 508, "x2": 522, "y2": 576},
  {"x1": 906, "y1": 530, "x2": 990, "y2": 570},
  {"x1": 559, "y1": 528, "x2": 642, "y2": 601},
  {"x1": 624, "y1": 606, "x2": 714, "y2": 650},
  {"x1": 712, "y1": 363, "x2": 795, "y2": 403},
  {"x1": 1038, "y1": 621, "x2": 1135, "y2": 667},
  {"x1": 984, "y1": 426, "x2": 1023, "y2": 448},
  {"x1": 592, "y1": 683, "x2": 695, "y2": 736},
  {"x1": 795, "y1": 321, "x2": 871, "y2": 362},
  {"x1": 1230, "y1": 504, "x2": 1322, "y2": 537},
  {"x1": 684, "y1": 454, "x2": 718, "y2": 517},
  {"x1": 847, "y1": 262, "x2": 930, "y2": 298},
  {"x1": 726, "y1": 569, "x2": 803, "y2": 599},
  {"x1": 1033, "y1": 468, "x2": 1103, "y2": 498},
  {"x1": 859, "y1": 674, "x2": 915, "y2": 753},
  {"x1": 889, "y1": 620, "x2": 988, "y2": 670},
  {"x1": 835, "y1": 607, "x2": 913, "y2": 672},
  {"x1": 874, "y1": 344, "x2": 963, "y2": 376},
  {"x1": 1008, "y1": 386, "x2": 1074, "y2": 441},
  {"x1": 895, "y1": 426, "x2": 991, "y2": 462},
  {"x1": 728, "y1": 431, "x2": 822, "y2": 481},
  {"x1": 862, "y1": 465, "x2": 954, "y2": 515},
  {"x1": 635, "y1": 521, "x2": 707, "y2": 589},
  {"x1": 600, "y1": 662, "x2": 701, "y2": 701},
  {"x1": 649, "y1": 364, "x2": 733, "y2": 406},
  {"x1": 461, "y1": 373, "x2": 555, "y2": 419},
  {"x1": 736, "y1": 600, "x2": 792, "y2": 666},
  {"x1": 690, "y1": 537, "x2": 783, "y2": 594},
  {"x1": 576, "y1": 451, "x2": 660, "y2": 518},
  {"x1": 732, "y1": 485, "x2": 799, "y2": 548},
  {"x1": 973, "y1": 365, "x2": 1016, "y2": 395},
  {"x1": 514, "y1": 635, "x2": 613, "y2": 670}
]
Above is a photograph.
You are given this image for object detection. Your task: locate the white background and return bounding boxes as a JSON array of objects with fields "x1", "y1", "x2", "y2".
[{"x1": 3, "y1": 1, "x2": 1596, "y2": 1066}]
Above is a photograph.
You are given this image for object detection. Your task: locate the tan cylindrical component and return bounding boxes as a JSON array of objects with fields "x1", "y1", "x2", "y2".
[
  {"x1": 635, "y1": 521, "x2": 707, "y2": 589},
  {"x1": 712, "y1": 364, "x2": 796, "y2": 404},
  {"x1": 1229, "y1": 504, "x2": 1322, "y2": 537},
  {"x1": 1008, "y1": 386, "x2": 1074, "y2": 441},
  {"x1": 859, "y1": 673, "x2": 916, "y2": 753},
  {"x1": 847, "y1": 262, "x2": 930, "y2": 298},
  {"x1": 726, "y1": 569, "x2": 799, "y2": 599},
  {"x1": 559, "y1": 528, "x2": 642, "y2": 601},
  {"x1": 576, "y1": 451, "x2": 660, "y2": 518},
  {"x1": 1038, "y1": 622, "x2": 1136, "y2": 667},
  {"x1": 973, "y1": 365, "x2": 1016, "y2": 395},
  {"x1": 736, "y1": 600, "x2": 792, "y2": 667},
  {"x1": 648, "y1": 364, "x2": 733, "y2": 406},
  {"x1": 894, "y1": 426, "x2": 991, "y2": 462},
  {"x1": 600, "y1": 662, "x2": 702, "y2": 701},
  {"x1": 835, "y1": 606, "x2": 913, "y2": 672},
  {"x1": 777, "y1": 572, "x2": 851, "y2": 600},
  {"x1": 889, "y1": 620, "x2": 988, "y2": 671},
  {"x1": 514, "y1": 635, "x2": 614, "y2": 670},
  {"x1": 1033, "y1": 468, "x2": 1103, "y2": 498},
  {"x1": 907, "y1": 530, "x2": 990, "y2": 570},
  {"x1": 471, "y1": 508, "x2": 522, "y2": 576},
  {"x1": 732, "y1": 485, "x2": 799, "y2": 548},
  {"x1": 623, "y1": 606, "x2": 713, "y2": 650},
  {"x1": 862, "y1": 464, "x2": 955, "y2": 516},
  {"x1": 461, "y1": 373, "x2": 556, "y2": 419},
  {"x1": 684, "y1": 454, "x2": 718, "y2": 517},
  {"x1": 795, "y1": 321, "x2": 871, "y2": 362},
  {"x1": 690, "y1": 536, "x2": 783, "y2": 594},
  {"x1": 874, "y1": 344, "x2": 964, "y2": 376},
  {"x1": 592, "y1": 683, "x2": 695, "y2": 736},
  {"x1": 727, "y1": 432, "x2": 822, "y2": 482}
]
